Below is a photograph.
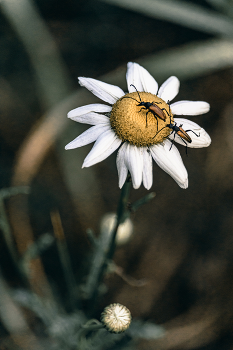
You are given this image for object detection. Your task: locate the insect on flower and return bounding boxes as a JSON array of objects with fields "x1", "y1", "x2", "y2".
[
  {"x1": 154, "y1": 105, "x2": 200, "y2": 153},
  {"x1": 65, "y1": 62, "x2": 211, "y2": 190},
  {"x1": 121, "y1": 84, "x2": 166, "y2": 129}
]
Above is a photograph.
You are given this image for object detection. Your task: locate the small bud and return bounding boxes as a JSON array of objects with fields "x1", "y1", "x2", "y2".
[
  {"x1": 101, "y1": 303, "x2": 131, "y2": 333},
  {"x1": 100, "y1": 213, "x2": 133, "y2": 245}
]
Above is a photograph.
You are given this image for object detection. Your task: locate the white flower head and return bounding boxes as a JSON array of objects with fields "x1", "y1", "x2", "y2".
[
  {"x1": 65, "y1": 62, "x2": 211, "y2": 189},
  {"x1": 101, "y1": 303, "x2": 131, "y2": 333}
]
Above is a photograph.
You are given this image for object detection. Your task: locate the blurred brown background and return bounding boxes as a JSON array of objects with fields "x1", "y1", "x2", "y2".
[{"x1": 1, "y1": 0, "x2": 233, "y2": 349}]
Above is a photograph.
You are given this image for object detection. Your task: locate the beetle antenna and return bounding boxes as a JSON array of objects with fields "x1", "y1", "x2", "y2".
[
  {"x1": 130, "y1": 84, "x2": 142, "y2": 102},
  {"x1": 152, "y1": 125, "x2": 167, "y2": 139},
  {"x1": 121, "y1": 96, "x2": 140, "y2": 103}
]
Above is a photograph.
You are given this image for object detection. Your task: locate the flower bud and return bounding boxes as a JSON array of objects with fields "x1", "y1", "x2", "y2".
[
  {"x1": 101, "y1": 303, "x2": 131, "y2": 333},
  {"x1": 100, "y1": 213, "x2": 133, "y2": 246}
]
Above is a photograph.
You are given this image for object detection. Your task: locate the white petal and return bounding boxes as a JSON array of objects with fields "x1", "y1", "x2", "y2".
[
  {"x1": 124, "y1": 144, "x2": 143, "y2": 189},
  {"x1": 68, "y1": 111, "x2": 110, "y2": 125},
  {"x1": 150, "y1": 140, "x2": 188, "y2": 189},
  {"x1": 82, "y1": 129, "x2": 121, "y2": 167},
  {"x1": 79, "y1": 77, "x2": 125, "y2": 104},
  {"x1": 65, "y1": 124, "x2": 111, "y2": 150},
  {"x1": 68, "y1": 104, "x2": 112, "y2": 120},
  {"x1": 142, "y1": 148, "x2": 153, "y2": 190},
  {"x1": 126, "y1": 62, "x2": 158, "y2": 94},
  {"x1": 172, "y1": 118, "x2": 211, "y2": 148},
  {"x1": 116, "y1": 143, "x2": 129, "y2": 188},
  {"x1": 158, "y1": 76, "x2": 180, "y2": 103},
  {"x1": 170, "y1": 101, "x2": 210, "y2": 116}
]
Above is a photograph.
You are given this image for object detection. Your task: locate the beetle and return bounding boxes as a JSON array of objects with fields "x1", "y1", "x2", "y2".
[
  {"x1": 167, "y1": 121, "x2": 192, "y2": 144},
  {"x1": 153, "y1": 108, "x2": 200, "y2": 153},
  {"x1": 121, "y1": 84, "x2": 168, "y2": 128}
]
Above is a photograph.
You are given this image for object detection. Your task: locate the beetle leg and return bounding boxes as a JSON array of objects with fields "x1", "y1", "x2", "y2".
[
  {"x1": 185, "y1": 129, "x2": 200, "y2": 137},
  {"x1": 177, "y1": 134, "x2": 189, "y2": 154},
  {"x1": 160, "y1": 108, "x2": 171, "y2": 119},
  {"x1": 168, "y1": 130, "x2": 176, "y2": 151},
  {"x1": 169, "y1": 132, "x2": 189, "y2": 154},
  {"x1": 182, "y1": 138, "x2": 188, "y2": 155},
  {"x1": 149, "y1": 111, "x2": 159, "y2": 130},
  {"x1": 138, "y1": 106, "x2": 147, "y2": 113},
  {"x1": 156, "y1": 115, "x2": 159, "y2": 131}
]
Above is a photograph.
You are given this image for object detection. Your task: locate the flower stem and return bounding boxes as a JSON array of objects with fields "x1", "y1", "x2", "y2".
[
  {"x1": 107, "y1": 175, "x2": 131, "y2": 261},
  {"x1": 85, "y1": 176, "x2": 131, "y2": 312},
  {"x1": 82, "y1": 319, "x2": 104, "y2": 330}
]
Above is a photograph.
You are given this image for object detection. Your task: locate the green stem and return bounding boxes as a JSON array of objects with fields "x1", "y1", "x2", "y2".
[
  {"x1": 0, "y1": 199, "x2": 19, "y2": 270},
  {"x1": 82, "y1": 319, "x2": 104, "y2": 330},
  {"x1": 78, "y1": 319, "x2": 104, "y2": 349},
  {"x1": 107, "y1": 176, "x2": 131, "y2": 261},
  {"x1": 0, "y1": 187, "x2": 29, "y2": 281},
  {"x1": 85, "y1": 176, "x2": 131, "y2": 311}
]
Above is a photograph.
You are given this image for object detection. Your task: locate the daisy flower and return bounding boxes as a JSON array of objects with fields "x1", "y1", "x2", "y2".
[{"x1": 65, "y1": 62, "x2": 211, "y2": 189}]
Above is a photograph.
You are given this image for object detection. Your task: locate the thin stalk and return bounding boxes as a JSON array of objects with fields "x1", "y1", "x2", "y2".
[
  {"x1": 0, "y1": 187, "x2": 30, "y2": 282},
  {"x1": 107, "y1": 175, "x2": 131, "y2": 261},
  {"x1": 85, "y1": 176, "x2": 131, "y2": 311},
  {"x1": 0, "y1": 199, "x2": 19, "y2": 272},
  {"x1": 51, "y1": 210, "x2": 79, "y2": 309}
]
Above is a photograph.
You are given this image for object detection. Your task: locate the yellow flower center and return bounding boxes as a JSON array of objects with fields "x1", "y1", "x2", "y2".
[{"x1": 110, "y1": 91, "x2": 173, "y2": 147}]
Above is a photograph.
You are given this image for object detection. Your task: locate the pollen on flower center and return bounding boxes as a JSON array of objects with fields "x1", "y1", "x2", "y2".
[{"x1": 110, "y1": 91, "x2": 173, "y2": 147}]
